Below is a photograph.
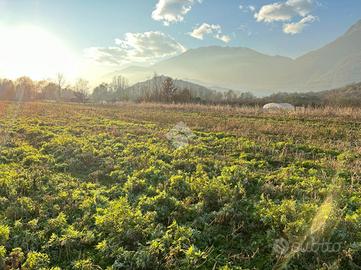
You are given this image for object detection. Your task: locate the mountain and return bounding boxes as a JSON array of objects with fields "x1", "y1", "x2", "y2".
[
  {"x1": 121, "y1": 75, "x2": 220, "y2": 101},
  {"x1": 117, "y1": 47, "x2": 293, "y2": 94},
  {"x1": 260, "y1": 82, "x2": 361, "y2": 107},
  {"x1": 290, "y1": 19, "x2": 361, "y2": 91},
  {"x1": 319, "y1": 82, "x2": 361, "y2": 105},
  {"x1": 114, "y1": 19, "x2": 361, "y2": 95},
  {"x1": 153, "y1": 47, "x2": 293, "y2": 92}
]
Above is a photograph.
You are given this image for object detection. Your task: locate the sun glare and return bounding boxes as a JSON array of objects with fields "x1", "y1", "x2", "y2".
[{"x1": 0, "y1": 25, "x2": 79, "y2": 80}]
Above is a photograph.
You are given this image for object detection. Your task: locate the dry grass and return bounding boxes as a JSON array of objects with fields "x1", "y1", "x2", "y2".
[
  {"x1": 1, "y1": 101, "x2": 360, "y2": 156},
  {"x1": 108, "y1": 102, "x2": 361, "y2": 120}
]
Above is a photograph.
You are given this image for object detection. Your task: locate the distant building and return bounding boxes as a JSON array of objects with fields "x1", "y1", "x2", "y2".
[{"x1": 263, "y1": 103, "x2": 295, "y2": 110}]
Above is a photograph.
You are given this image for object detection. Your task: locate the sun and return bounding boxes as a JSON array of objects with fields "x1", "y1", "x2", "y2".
[{"x1": 0, "y1": 25, "x2": 79, "y2": 81}]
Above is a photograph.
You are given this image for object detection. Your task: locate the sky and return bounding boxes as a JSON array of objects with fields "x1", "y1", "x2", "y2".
[{"x1": 0, "y1": 0, "x2": 360, "y2": 82}]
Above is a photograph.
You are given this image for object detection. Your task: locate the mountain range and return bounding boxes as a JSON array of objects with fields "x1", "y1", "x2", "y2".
[{"x1": 111, "y1": 19, "x2": 361, "y2": 95}]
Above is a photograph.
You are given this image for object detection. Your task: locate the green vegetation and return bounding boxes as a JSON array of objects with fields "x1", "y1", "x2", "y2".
[{"x1": 0, "y1": 102, "x2": 360, "y2": 269}]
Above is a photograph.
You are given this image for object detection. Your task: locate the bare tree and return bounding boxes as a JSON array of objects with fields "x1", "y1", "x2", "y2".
[
  {"x1": 74, "y1": 78, "x2": 89, "y2": 103},
  {"x1": 111, "y1": 75, "x2": 128, "y2": 90},
  {"x1": 40, "y1": 82, "x2": 58, "y2": 100},
  {"x1": 56, "y1": 73, "x2": 66, "y2": 100},
  {"x1": 161, "y1": 77, "x2": 177, "y2": 102},
  {"x1": 109, "y1": 75, "x2": 129, "y2": 101},
  {"x1": 15, "y1": 77, "x2": 35, "y2": 101},
  {"x1": 152, "y1": 73, "x2": 160, "y2": 99},
  {"x1": 0, "y1": 79, "x2": 16, "y2": 100}
]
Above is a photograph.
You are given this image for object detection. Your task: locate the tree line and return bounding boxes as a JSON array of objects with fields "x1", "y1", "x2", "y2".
[
  {"x1": 0, "y1": 74, "x2": 89, "y2": 103},
  {"x1": 1, "y1": 74, "x2": 360, "y2": 107},
  {"x1": 91, "y1": 75, "x2": 250, "y2": 104}
]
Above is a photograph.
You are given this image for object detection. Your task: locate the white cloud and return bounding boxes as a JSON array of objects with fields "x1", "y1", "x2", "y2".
[
  {"x1": 190, "y1": 23, "x2": 219, "y2": 39},
  {"x1": 248, "y1": 5, "x2": 256, "y2": 12},
  {"x1": 283, "y1": 14, "x2": 316, "y2": 34},
  {"x1": 239, "y1": 4, "x2": 256, "y2": 13},
  {"x1": 85, "y1": 31, "x2": 186, "y2": 65},
  {"x1": 255, "y1": 0, "x2": 314, "y2": 22},
  {"x1": 216, "y1": 33, "x2": 231, "y2": 43},
  {"x1": 152, "y1": 0, "x2": 201, "y2": 25},
  {"x1": 254, "y1": 0, "x2": 317, "y2": 34},
  {"x1": 189, "y1": 23, "x2": 231, "y2": 43}
]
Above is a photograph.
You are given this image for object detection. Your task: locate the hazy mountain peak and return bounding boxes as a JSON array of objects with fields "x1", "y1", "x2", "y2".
[{"x1": 345, "y1": 19, "x2": 361, "y2": 36}]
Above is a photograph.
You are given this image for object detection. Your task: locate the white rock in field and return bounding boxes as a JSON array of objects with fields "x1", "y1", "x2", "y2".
[{"x1": 263, "y1": 103, "x2": 295, "y2": 110}]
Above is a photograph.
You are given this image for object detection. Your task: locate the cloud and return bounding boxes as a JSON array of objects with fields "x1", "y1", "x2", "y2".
[
  {"x1": 249, "y1": 5, "x2": 256, "y2": 12},
  {"x1": 283, "y1": 14, "x2": 316, "y2": 34},
  {"x1": 152, "y1": 0, "x2": 201, "y2": 25},
  {"x1": 216, "y1": 34, "x2": 231, "y2": 43},
  {"x1": 189, "y1": 23, "x2": 231, "y2": 43},
  {"x1": 239, "y1": 4, "x2": 256, "y2": 13},
  {"x1": 85, "y1": 31, "x2": 186, "y2": 65},
  {"x1": 254, "y1": 0, "x2": 317, "y2": 34},
  {"x1": 255, "y1": 0, "x2": 314, "y2": 22}
]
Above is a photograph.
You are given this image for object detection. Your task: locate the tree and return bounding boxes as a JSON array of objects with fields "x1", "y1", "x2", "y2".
[
  {"x1": 151, "y1": 73, "x2": 162, "y2": 101},
  {"x1": 15, "y1": 77, "x2": 35, "y2": 101},
  {"x1": 161, "y1": 77, "x2": 177, "y2": 102},
  {"x1": 92, "y1": 83, "x2": 110, "y2": 102},
  {"x1": 34, "y1": 80, "x2": 49, "y2": 99},
  {"x1": 111, "y1": 75, "x2": 128, "y2": 91},
  {"x1": 175, "y1": 88, "x2": 192, "y2": 103},
  {"x1": 56, "y1": 73, "x2": 66, "y2": 100},
  {"x1": 0, "y1": 79, "x2": 15, "y2": 100},
  {"x1": 224, "y1": 90, "x2": 237, "y2": 103},
  {"x1": 111, "y1": 75, "x2": 129, "y2": 101},
  {"x1": 40, "y1": 82, "x2": 59, "y2": 100},
  {"x1": 74, "y1": 79, "x2": 89, "y2": 103}
]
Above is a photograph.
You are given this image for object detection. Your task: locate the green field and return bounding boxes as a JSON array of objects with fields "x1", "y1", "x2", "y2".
[{"x1": 0, "y1": 102, "x2": 360, "y2": 269}]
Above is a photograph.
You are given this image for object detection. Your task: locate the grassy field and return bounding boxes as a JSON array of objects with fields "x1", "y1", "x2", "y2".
[{"x1": 0, "y1": 101, "x2": 360, "y2": 269}]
